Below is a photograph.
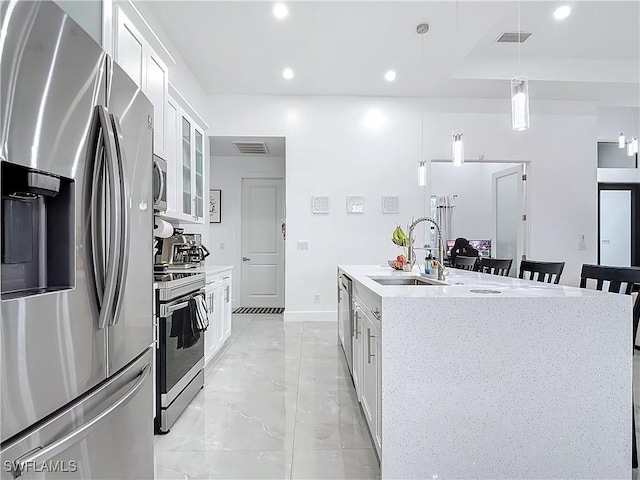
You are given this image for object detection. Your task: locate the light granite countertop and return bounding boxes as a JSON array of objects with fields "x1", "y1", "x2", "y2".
[
  {"x1": 339, "y1": 263, "x2": 615, "y2": 299},
  {"x1": 338, "y1": 263, "x2": 632, "y2": 479},
  {"x1": 189, "y1": 265, "x2": 233, "y2": 276}
]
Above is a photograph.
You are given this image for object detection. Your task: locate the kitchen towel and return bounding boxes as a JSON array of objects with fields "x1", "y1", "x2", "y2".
[
  {"x1": 154, "y1": 217, "x2": 174, "y2": 238},
  {"x1": 191, "y1": 294, "x2": 209, "y2": 331}
]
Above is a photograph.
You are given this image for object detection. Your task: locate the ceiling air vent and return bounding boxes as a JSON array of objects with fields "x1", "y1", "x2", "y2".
[
  {"x1": 495, "y1": 32, "x2": 532, "y2": 43},
  {"x1": 232, "y1": 141, "x2": 269, "y2": 155}
]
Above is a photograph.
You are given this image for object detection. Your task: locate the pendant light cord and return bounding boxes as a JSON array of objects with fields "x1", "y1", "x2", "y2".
[
  {"x1": 456, "y1": 0, "x2": 460, "y2": 130},
  {"x1": 421, "y1": 29, "x2": 424, "y2": 163},
  {"x1": 517, "y1": 0, "x2": 521, "y2": 66}
]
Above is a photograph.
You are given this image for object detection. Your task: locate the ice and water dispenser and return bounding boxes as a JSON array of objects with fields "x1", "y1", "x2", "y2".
[{"x1": 1, "y1": 162, "x2": 74, "y2": 300}]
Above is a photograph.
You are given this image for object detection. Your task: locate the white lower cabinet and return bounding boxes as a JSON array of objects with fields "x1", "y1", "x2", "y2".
[
  {"x1": 353, "y1": 287, "x2": 382, "y2": 459},
  {"x1": 214, "y1": 282, "x2": 225, "y2": 347},
  {"x1": 204, "y1": 283, "x2": 217, "y2": 364},
  {"x1": 352, "y1": 308, "x2": 363, "y2": 401},
  {"x1": 204, "y1": 270, "x2": 233, "y2": 365},
  {"x1": 222, "y1": 276, "x2": 232, "y2": 339}
]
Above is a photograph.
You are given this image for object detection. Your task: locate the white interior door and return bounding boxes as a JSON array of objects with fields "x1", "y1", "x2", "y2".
[
  {"x1": 492, "y1": 165, "x2": 526, "y2": 277},
  {"x1": 599, "y1": 190, "x2": 632, "y2": 267},
  {"x1": 241, "y1": 178, "x2": 285, "y2": 307}
]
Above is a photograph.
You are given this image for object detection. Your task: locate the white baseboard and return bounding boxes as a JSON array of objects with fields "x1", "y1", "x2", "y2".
[{"x1": 284, "y1": 310, "x2": 337, "y2": 322}]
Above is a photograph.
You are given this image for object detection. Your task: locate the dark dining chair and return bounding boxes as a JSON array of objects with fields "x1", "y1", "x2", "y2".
[
  {"x1": 580, "y1": 264, "x2": 640, "y2": 468},
  {"x1": 519, "y1": 260, "x2": 565, "y2": 284},
  {"x1": 452, "y1": 255, "x2": 478, "y2": 271},
  {"x1": 475, "y1": 257, "x2": 513, "y2": 277}
]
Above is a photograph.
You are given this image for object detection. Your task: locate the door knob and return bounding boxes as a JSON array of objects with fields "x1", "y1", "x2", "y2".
[{"x1": 242, "y1": 257, "x2": 251, "y2": 261}]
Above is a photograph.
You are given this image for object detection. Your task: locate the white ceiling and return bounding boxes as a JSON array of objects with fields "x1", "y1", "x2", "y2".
[
  {"x1": 141, "y1": 1, "x2": 640, "y2": 106},
  {"x1": 210, "y1": 136, "x2": 286, "y2": 157}
]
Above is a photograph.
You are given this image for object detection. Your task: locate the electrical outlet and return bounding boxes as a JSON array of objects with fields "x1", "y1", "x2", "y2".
[
  {"x1": 314, "y1": 294, "x2": 320, "y2": 303},
  {"x1": 297, "y1": 240, "x2": 309, "y2": 250},
  {"x1": 220, "y1": 242, "x2": 225, "y2": 250}
]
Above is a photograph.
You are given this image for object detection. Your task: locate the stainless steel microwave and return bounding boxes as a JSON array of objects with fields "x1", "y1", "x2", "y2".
[{"x1": 153, "y1": 155, "x2": 167, "y2": 212}]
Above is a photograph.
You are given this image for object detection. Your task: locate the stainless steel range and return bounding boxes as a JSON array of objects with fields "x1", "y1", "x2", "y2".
[{"x1": 154, "y1": 271, "x2": 206, "y2": 433}]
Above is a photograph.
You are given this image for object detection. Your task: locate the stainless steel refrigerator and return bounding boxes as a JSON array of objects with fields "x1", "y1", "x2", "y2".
[{"x1": 0, "y1": 1, "x2": 154, "y2": 478}]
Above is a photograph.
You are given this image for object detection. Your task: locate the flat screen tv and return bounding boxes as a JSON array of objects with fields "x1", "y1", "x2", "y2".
[
  {"x1": 469, "y1": 240, "x2": 491, "y2": 257},
  {"x1": 445, "y1": 239, "x2": 492, "y2": 257}
]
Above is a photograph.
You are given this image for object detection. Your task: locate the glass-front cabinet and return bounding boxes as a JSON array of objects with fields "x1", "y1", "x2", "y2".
[
  {"x1": 194, "y1": 130, "x2": 204, "y2": 219},
  {"x1": 164, "y1": 94, "x2": 207, "y2": 224},
  {"x1": 181, "y1": 116, "x2": 192, "y2": 216}
]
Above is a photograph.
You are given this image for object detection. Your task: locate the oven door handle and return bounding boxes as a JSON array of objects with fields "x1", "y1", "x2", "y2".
[{"x1": 160, "y1": 300, "x2": 190, "y2": 317}]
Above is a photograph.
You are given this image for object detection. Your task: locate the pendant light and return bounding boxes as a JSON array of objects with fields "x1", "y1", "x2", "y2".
[
  {"x1": 452, "y1": 130, "x2": 464, "y2": 167},
  {"x1": 511, "y1": 77, "x2": 530, "y2": 131},
  {"x1": 417, "y1": 23, "x2": 429, "y2": 185},
  {"x1": 511, "y1": 0, "x2": 530, "y2": 131},
  {"x1": 450, "y1": 0, "x2": 464, "y2": 166},
  {"x1": 418, "y1": 160, "x2": 427, "y2": 186},
  {"x1": 628, "y1": 137, "x2": 638, "y2": 157},
  {"x1": 619, "y1": 108, "x2": 626, "y2": 148},
  {"x1": 619, "y1": 132, "x2": 626, "y2": 149}
]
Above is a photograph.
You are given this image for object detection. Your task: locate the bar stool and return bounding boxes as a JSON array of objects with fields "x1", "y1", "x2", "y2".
[
  {"x1": 475, "y1": 257, "x2": 513, "y2": 277},
  {"x1": 453, "y1": 255, "x2": 477, "y2": 271},
  {"x1": 519, "y1": 260, "x2": 565, "y2": 284},
  {"x1": 580, "y1": 264, "x2": 640, "y2": 468}
]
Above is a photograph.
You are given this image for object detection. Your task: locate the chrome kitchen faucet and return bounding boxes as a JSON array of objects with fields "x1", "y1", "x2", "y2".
[{"x1": 407, "y1": 216, "x2": 446, "y2": 281}]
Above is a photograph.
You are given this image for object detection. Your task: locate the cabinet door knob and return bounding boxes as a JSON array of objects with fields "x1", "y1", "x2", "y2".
[{"x1": 242, "y1": 257, "x2": 251, "y2": 262}]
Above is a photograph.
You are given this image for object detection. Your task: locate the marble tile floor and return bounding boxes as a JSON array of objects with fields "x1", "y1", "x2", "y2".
[
  {"x1": 154, "y1": 315, "x2": 380, "y2": 480},
  {"x1": 155, "y1": 314, "x2": 640, "y2": 479}
]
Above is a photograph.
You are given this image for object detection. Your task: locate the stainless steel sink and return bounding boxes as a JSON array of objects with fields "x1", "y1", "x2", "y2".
[{"x1": 368, "y1": 276, "x2": 445, "y2": 286}]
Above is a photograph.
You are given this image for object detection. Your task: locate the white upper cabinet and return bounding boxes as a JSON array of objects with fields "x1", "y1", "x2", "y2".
[
  {"x1": 165, "y1": 97, "x2": 179, "y2": 213},
  {"x1": 112, "y1": 5, "x2": 208, "y2": 224},
  {"x1": 146, "y1": 53, "x2": 168, "y2": 155},
  {"x1": 113, "y1": 7, "x2": 167, "y2": 158},
  {"x1": 115, "y1": 15, "x2": 143, "y2": 87},
  {"x1": 164, "y1": 94, "x2": 207, "y2": 224}
]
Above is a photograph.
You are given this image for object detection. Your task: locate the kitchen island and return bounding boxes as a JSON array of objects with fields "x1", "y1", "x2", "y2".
[{"x1": 338, "y1": 265, "x2": 632, "y2": 480}]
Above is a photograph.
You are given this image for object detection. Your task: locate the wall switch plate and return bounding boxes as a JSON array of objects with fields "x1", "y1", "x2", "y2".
[
  {"x1": 297, "y1": 240, "x2": 309, "y2": 250},
  {"x1": 220, "y1": 242, "x2": 225, "y2": 250},
  {"x1": 314, "y1": 294, "x2": 320, "y2": 303}
]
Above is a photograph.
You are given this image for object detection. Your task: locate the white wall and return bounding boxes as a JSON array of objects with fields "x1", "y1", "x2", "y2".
[
  {"x1": 199, "y1": 95, "x2": 598, "y2": 319},
  {"x1": 597, "y1": 106, "x2": 640, "y2": 141},
  {"x1": 208, "y1": 153, "x2": 285, "y2": 307},
  {"x1": 431, "y1": 162, "x2": 520, "y2": 242}
]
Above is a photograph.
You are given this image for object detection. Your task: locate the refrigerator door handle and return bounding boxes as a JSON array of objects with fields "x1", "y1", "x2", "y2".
[
  {"x1": 7, "y1": 363, "x2": 151, "y2": 479},
  {"x1": 89, "y1": 128, "x2": 105, "y2": 307},
  {"x1": 108, "y1": 114, "x2": 130, "y2": 326},
  {"x1": 96, "y1": 105, "x2": 122, "y2": 330}
]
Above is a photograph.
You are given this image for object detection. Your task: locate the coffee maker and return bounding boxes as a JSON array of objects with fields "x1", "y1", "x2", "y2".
[{"x1": 155, "y1": 230, "x2": 209, "y2": 269}]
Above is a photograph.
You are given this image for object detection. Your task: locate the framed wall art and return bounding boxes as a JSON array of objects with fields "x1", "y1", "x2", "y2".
[{"x1": 209, "y1": 189, "x2": 221, "y2": 223}]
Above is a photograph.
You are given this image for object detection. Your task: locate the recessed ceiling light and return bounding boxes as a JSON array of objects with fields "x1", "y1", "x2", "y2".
[
  {"x1": 273, "y1": 3, "x2": 288, "y2": 20},
  {"x1": 384, "y1": 70, "x2": 397, "y2": 82},
  {"x1": 282, "y1": 68, "x2": 294, "y2": 80},
  {"x1": 553, "y1": 5, "x2": 571, "y2": 20}
]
